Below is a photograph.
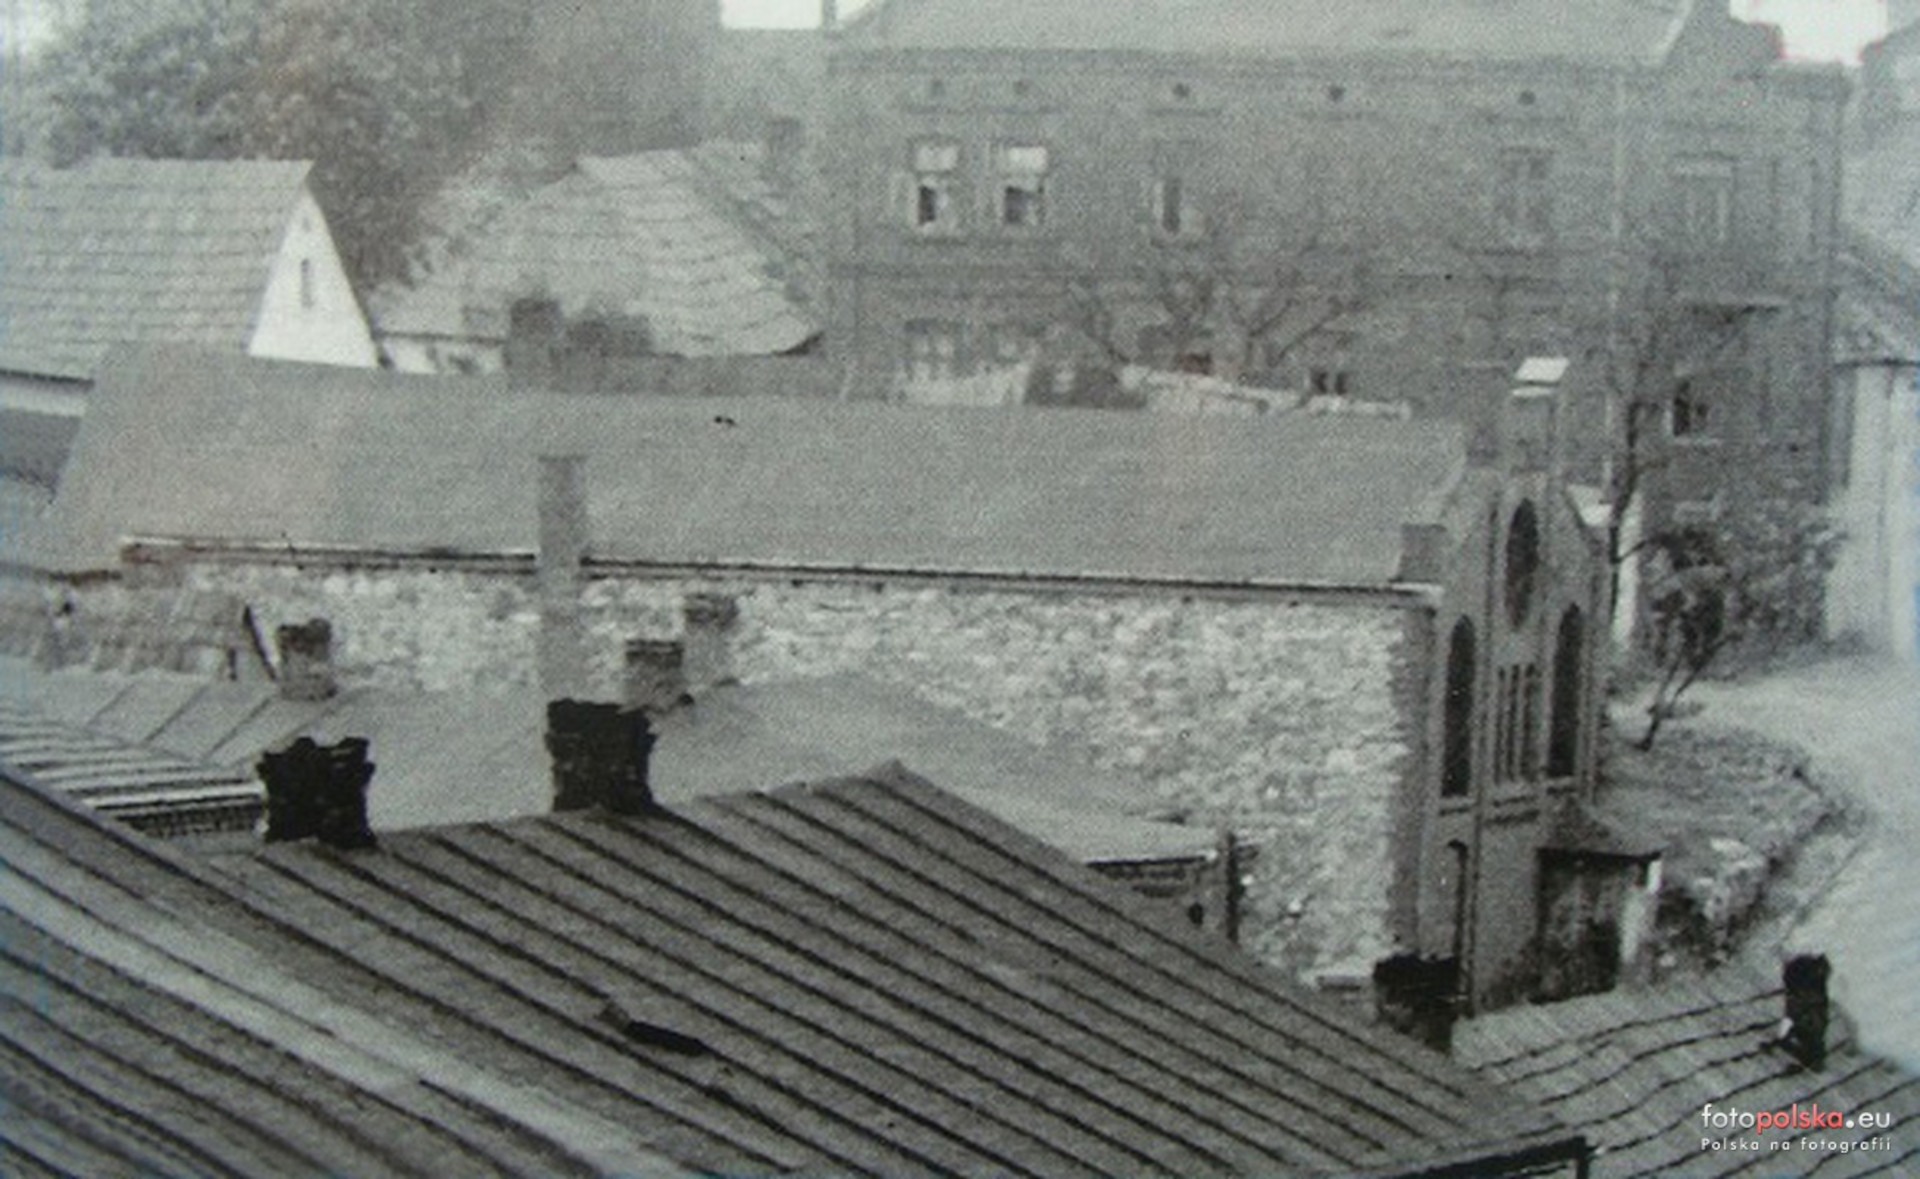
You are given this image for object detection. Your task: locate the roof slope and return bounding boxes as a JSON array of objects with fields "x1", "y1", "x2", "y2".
[
  {"x1": 0, "y1": 758, "x2": 1578, "y2": 1175},
  {"x1": 1456, "y1": 971, "x2": 1920, "y2": 1175},
  {"x1": 28, "y1": 345, "x2": 1468, "y2": 583},
  {"x1": 0, "y1": 657, "x2": 1208, "y2": 859},
  {"x1": 375, "y1": 150, "x2": 815, "y2": 356},
  {"x1": 0, "y1": 158, "x2": 312, "y2": 381},
  {"x1": 841, "y1": 0, "x2": 1696, "y2": 64}
]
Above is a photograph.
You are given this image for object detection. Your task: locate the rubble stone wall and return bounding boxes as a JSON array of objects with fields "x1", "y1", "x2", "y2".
[{"x1": 25, "y1": 562, "x2": 1421, "y2": 980}]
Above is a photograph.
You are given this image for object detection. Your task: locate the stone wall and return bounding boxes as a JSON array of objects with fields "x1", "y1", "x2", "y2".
[{"x1": 32, "y1": 561, "x2": 1419, "y2": 980}]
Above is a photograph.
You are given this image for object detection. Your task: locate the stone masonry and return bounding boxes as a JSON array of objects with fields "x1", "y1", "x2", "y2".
[{"x1": 44, "y1": 560, "x2": 1419, "y2": 980}]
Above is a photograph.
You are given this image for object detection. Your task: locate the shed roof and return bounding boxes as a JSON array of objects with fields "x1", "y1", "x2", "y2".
[
  {"x1": 0, "y1": 158, "x2": 313, "y2": 381},
  {"x1": 1456, "y1": 970, "x2": 1920, "y2": 1175},
  {"x1": 0, "y1": 757, "x2": 1578, "y2": 1175},
  {"x1": 840, "y1": 0, "x2": 1699, "y2": 65},
  {"x1": 27, "y1": 346, "x2": 1469, "y2": 584},
  {"x1": 0, "y1": 656, "x2": 1209, "y2": 861},
  {"x1": 373, "y1": 149, "x2": 815, "y2": 356}
]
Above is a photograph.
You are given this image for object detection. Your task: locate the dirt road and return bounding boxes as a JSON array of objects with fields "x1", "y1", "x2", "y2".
[{"x1": 1684, "y1": 656, "x2": 1920, "y2": 1071}]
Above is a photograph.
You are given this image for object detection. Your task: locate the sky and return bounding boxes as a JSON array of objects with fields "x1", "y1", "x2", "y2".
[{"x1": 725, "y1": 0, "x2": 1891, "y2": 62}]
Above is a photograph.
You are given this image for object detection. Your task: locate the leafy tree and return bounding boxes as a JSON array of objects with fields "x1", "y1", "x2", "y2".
[
  {"x1": 1636, "y1": 484, "x2": 1840, "y2": 750},
  {"x1": 36, "y1": 0, "x2": 490, "y2": 287}
]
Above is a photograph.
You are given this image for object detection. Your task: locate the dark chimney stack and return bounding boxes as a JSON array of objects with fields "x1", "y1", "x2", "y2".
[
  {"x1": 1782, "y1": 953, "x2": 1831, "y2": 1070},
  {"x1": 546, "y1": 700, "x2": 658, "y2": 816},
  {"x1": 275, "y1": 618, "x2": 337, "y2": 701},
  {"x1": 257, "y1": 736, "x2": 377, "y2": 850},
  {"x1": 1372, "y1": 953, "x2": 1461, "y2": 1053}
]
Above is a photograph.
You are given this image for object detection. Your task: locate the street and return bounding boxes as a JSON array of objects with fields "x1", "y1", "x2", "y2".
[{"x1": 1687, "y1": 656, "x2": 1920, "y2": 1072}]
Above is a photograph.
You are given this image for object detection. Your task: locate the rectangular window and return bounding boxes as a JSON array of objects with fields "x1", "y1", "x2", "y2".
[
  {"x1": 996, "y1": 143, "x2": 1049, "y2": 229},
  {"x1": 299, "y1": 258, "x2": 316, "y2": 309},
  {"x1": 902, "y1": 319, "x2": 963, "y2": 382},
  {"x1": 1673, "y1": 156, "x2": 1735, "y2": 246},
  {"x1": 1671, "y1": 378, "x2": 1712, "y2": 439},
  {"x1": 910, "y1": 141, "x2": 960, "y2": 233},
  {"x1": 1494, "y1": 148, "x2": 1553, "y2": 247}
]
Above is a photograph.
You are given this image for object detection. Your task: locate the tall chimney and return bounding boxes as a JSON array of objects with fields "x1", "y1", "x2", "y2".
[
  {"x1": 538, "y1": 454, "x2": 589, "y2": 704},
  {"x1": 1499, "y1": 356, "x2": 1567, "y2": 478},
  {"x1": 682, "y1": 592, "x2": 740, "y2": 694},
  {"x1": 275, "y1": 618, "x2": 337, "y2": 701},
  {"x1": 257, "y1": 736, "x2": 377, "y2": 850},
  {"x1": 546, "y1": 700, "x2": 657, "y2": 815},
  {"x1": 624, "y1": 638, "x2": 689, "y2": 714},
  {"x1": 821, "y1": 0, "x2": 838, "y2": 29},
  {"x1": 1782, "y1": 953, "x2": 1831, "y2": 1070}
]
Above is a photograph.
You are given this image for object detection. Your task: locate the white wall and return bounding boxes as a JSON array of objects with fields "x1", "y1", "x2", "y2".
[
  {"x1": 247, "y1": 189, "x2": 380, "y2": 370},
  {"x1": 1828, "y1": 361, "x2": 1920, "y2": 659}
]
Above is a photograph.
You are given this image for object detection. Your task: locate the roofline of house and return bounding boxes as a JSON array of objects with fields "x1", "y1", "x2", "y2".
[
  {"x1": 828, "y1": 41, "x2": 1665, "y2": 77},
  {"x1": 114, "y1": 535, "x2": 1445, "y2": 609}
]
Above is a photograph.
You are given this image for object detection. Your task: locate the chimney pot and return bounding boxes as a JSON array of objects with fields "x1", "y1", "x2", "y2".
[
  {"x1": 546, "y1": 699, "x2": 657, "y2": 815},
  {"x1": 1782, "y1": 953, "x2": 1832, "y2": 1070},
  {"x1": 257, "y1": 735, "x2": 377, "y2": 850},
  {"x1": 275, "y1": 618, "x2": 337, "y2": 701},
  {"x1": 625, "y1": 638, "x2": 690, "y2": 713},
  {"x1": 681, "y1": 592, "x2": 740, "y2": 694}
]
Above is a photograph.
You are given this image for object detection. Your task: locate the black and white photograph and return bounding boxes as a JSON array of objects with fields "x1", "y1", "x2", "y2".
[{"x1": 0, "y1": 0, "x2": 1916, "y2": 1174}]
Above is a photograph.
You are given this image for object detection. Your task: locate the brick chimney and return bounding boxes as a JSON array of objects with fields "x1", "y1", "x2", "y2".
[
  {"x1": 275, "y1": 618, "x2": 337, "y2": 701},
  {"x1": 624, "y1": 638, "x2": 690, "y2": 714},
  {"x1": 1372, "y1": 953, "x2": 1461, "y2": 1053},
  {"x1": 682, "y1": 592, "x2": 740, "y2": 694},
  {"x1": 507, "y1": 297, "x2": 564, "y2": 391},
  {"x1": 546, "y1": 700, "x2": 657, "y2": 815},
  {"x1": 257, "y1": 736, "x2": 377, "y2": 850},
  {"x1": 538, "y1": 454, "x2": 589, "y2": 704},
  {"x1": 1498, "y1": 356, "x2": 1567, "y2": 478},
  {"x1": 1781, "y1": 953, "x2": 1831, "y2": 1070}
]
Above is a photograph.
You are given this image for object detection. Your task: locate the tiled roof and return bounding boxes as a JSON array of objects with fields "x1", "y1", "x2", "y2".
[
  {"x1": 0, "y1": 758, "x2": 1580, "y2": 1175},
  {"x1": 841, "y1": 0, "x2": 1697, "y2": 65},
  {"x1": 1456, "y1": 970, "x2": 1920, "y2": 1176},
  {"x1": 27, "y1": 345, "x2": 1469, "y2": 583},
  {"x1": 0, "y1": 158, "x2": 312, "y2": 381},
  {"x1": 374, "y1": 149, "x2": 815, "y2": 356},
  {"x1": 0, "y1": 658, "x2": 1211, "y2": 861}
]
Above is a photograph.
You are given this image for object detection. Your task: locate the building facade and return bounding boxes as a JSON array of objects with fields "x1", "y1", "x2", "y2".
[
  {"x1": 822, "y1": 0, "x2": 1847, "y2": 526},
  {"x1": 9, "y1": 347, "x2": 1616, "y2": 1011}
]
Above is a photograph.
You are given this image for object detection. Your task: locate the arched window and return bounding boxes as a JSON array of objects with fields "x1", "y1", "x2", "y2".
[
  {"x1": 1505, "y1": 502, "x2": 1541, "y2": 627},
  {"x1": 1442, "y1": 619, "x2": 1476, "y2": 797},
  {"x1": 1548, "y1": 606, "x2": 1585, "y2": 779}
]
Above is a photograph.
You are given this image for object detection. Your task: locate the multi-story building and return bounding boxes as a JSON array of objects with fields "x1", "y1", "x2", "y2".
[{"x1": 823, "y1": 0, "x2": 1848, "y2": 528}]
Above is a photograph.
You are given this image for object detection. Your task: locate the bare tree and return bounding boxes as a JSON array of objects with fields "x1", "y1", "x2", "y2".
[{"x1": 1056, "y1": 197, "x2": 1372, "y2": 389}]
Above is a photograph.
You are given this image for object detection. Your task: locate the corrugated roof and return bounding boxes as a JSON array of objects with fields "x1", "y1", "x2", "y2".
[
  {"x1": 0, "y1": 758, "x2": 1578, "y2": 1175},
  {"x1": 0, "y1": 158, "x2": 312, "y2": 381},
  {"x1": 0, "y1": 694, "x2": 259, "y2": 837},
  {"x1": 27, "y1": 345, "x2": 1468, "y2": 583},
  {"x1": 841, "y1": 0, "x2": 1696, "y2": 65},
  {"x1": 374, "y1": 149, "x2": 815, "y2": 356},
  {"x1": 1456, "y1": 970, "x2": 1920, "y2": 1175}
]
